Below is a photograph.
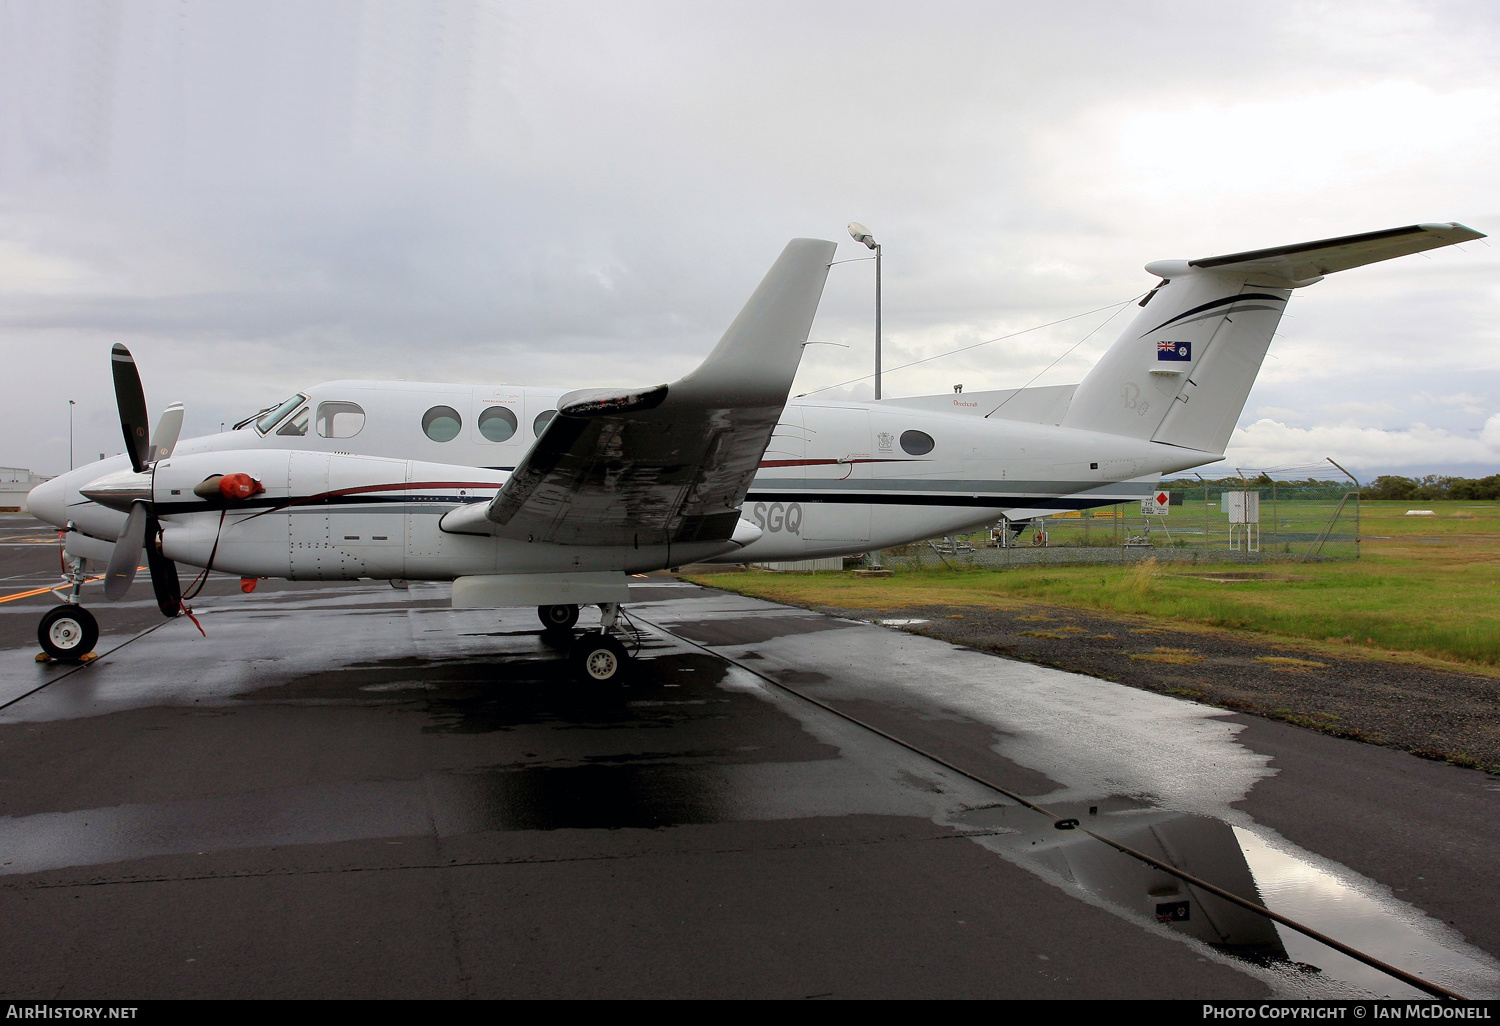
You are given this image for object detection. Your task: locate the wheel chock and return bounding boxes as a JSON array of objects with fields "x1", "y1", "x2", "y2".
[
  {"x1": 80, "y1": 652, "x2": 99, "y2": 663},
  {"x1": 34, "y1": 652, "x2": 52, "y2": 663}
]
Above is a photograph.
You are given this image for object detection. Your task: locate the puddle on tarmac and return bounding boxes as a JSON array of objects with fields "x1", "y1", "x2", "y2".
[
  {"x1": 1233, "y1": 827, "x2": 1497, "y2": 999},
  {"x1": 955, "y1": 800, "x2": 1500, "y2": 998}
]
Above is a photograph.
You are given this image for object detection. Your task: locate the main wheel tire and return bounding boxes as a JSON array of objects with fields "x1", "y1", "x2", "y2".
[
  {"x1": 538, "y1": 604, "x2": 580, "y2": 631},
  {"x1": 569, "y1": 633, "x2": 629, "y2": 683},
  {"x1": 38, "y1": 605, "x2": 98, "y2": 661}
]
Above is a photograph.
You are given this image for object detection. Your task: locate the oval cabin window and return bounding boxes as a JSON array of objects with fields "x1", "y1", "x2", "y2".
[
  {"x1": 478, "y1": 406, "x2": 518, "y2": 442},
  {"x1": 422, "y1": 405, "x2": 463, "y2": 442},
  {"x1": 533, "y1": 409, "x2": 557, "y2": 437},
  {"x1": 900, "y1": 429, "x2": 935, "y2": 456},
  {"x1": 316, "y1": 401, "x2": 366, "y2": 439}
]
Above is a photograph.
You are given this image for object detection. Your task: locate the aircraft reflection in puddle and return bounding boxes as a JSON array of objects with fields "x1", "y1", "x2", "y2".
[
  {"x1": 958, "y1": 800, "x2": 1497, "y2": 998},
  {"x1": 960, "y1": 801, "x2": 1288, "y2": 962}
]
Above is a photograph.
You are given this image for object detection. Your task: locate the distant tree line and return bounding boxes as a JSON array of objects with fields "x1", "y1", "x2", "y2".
[
  {"x1": 1358, "y1": 474, "x2": 1500, "y2": 501},
  {"x1": 1161, "y1": 475, "x2": 1350, "y2": 501},
  {"x1": 1161, "y1": 473, "x2": 1500, "y2": 502}
]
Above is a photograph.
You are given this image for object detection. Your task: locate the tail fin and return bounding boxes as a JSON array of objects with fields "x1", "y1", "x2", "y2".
[{"x1": 1061, "y1": 222, "x2": 1484, "y2": 454}]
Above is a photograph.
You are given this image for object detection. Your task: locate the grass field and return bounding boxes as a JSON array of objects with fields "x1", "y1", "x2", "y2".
[{"x1": 689, "y1": 500, "x2": 1500, "y2": 670}]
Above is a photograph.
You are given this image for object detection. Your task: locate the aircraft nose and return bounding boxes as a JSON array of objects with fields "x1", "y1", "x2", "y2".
[{"x1": 25, "y1": 476, "x2": 66, "y2": 527}]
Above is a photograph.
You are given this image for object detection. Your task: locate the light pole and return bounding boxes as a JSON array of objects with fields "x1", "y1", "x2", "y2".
[
  {"x1": 847, "y1": 222, "x2": 882, "y2": 400},
  {"x1": 68, "y1": 400, "x2": 75, "y2": 471},
  {"x1": 848, "y1": 222, "x2": 886, "y2": 573}
]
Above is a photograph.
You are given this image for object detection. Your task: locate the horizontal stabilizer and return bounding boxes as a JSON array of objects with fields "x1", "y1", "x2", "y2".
[{"x1": 1149, "y1": 222, "x2": 1485, "y2": 285}]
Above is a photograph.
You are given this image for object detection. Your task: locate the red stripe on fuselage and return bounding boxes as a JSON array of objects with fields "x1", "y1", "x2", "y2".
[
  {"x1": 757, "y1": 458, "x2": 916, "y2": 468},
  {"x1": 239, "y1": 480, "x2": 502, "y2": 521}
]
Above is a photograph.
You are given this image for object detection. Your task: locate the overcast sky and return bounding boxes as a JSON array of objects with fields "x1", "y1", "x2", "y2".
[{"x1": 1, "y1": 0, "x2": 1496, "y2": 480}]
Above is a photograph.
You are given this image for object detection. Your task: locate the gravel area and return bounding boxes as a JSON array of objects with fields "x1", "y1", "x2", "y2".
[{"x1": 790, "y1": 599, "x2": 1500, "y2": 773}]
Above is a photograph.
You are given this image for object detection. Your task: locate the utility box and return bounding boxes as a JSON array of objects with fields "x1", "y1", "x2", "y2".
[
  {"x1": 1224, "y1": 491, "x2": 1261, "y2": 552},
  {"x1": 1225, "y1": 491, "x2": 1260, "y2": 525}
]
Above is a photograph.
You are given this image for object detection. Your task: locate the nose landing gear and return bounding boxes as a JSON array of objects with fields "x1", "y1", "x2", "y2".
[
  {"x1": 37, "y1": 554, "x2": 98, "y2": 662},
  {"x1": 38, "y1": 605, "x2": 99, "y2": 662}
]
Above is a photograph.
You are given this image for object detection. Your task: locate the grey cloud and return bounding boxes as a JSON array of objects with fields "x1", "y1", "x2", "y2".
[{"x1": 2, "y1": 0, "x2": 1497, "y2": 477}]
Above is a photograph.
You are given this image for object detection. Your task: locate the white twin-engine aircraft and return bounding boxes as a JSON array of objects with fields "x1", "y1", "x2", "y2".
[{"x1": 26, "y1": 223, "x2": 1484, "y2": 680}]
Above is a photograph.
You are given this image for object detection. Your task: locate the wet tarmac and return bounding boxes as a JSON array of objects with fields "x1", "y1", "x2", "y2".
[{"x1": 1, "y1": 514, "x2": 1498, "y2": 998}]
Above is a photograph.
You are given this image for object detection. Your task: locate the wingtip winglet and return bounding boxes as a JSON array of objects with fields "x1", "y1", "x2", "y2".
[{"x1": 672, "y1": 237, "x2": 838, "y2": 407}]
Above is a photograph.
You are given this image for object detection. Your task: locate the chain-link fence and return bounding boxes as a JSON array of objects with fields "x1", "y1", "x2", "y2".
[{"x1": 859, "y1": 461, "x2": 1361, "y2": 571}]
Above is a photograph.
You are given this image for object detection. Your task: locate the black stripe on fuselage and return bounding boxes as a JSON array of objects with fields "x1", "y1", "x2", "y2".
[
  {"x1": 745, "y1": 492, "x2": 1133, "y2": 511},
  {"x1": 146, "y1": 490, "x2": 1136, "y2": 519}
]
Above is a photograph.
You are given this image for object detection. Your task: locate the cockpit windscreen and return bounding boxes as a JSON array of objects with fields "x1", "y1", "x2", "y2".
[{"x1": 254, "y1": 394, "x2": 307, "y2": 434}]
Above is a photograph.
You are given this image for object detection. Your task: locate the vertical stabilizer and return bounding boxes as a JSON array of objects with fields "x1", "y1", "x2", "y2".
[
  {"x1": 1062, "y1": 275, "x2": 1288, "y2": 452},
  {"x1": 1060, "y1": 222, "x2": 1483, "y2": 455}
]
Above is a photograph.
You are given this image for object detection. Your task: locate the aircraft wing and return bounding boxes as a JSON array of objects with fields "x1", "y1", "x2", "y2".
[{"x1": 460, "y1": 238, "x2": 836, "y2": 547}]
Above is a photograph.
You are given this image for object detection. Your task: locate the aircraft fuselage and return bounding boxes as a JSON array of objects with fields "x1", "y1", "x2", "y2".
[{"x1": 31, "y1": 378, "x2": 1204, "y2": 580}]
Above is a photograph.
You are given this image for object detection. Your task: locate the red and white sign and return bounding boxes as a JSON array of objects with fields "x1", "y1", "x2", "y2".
[{"x1": 1142, "y1": 491, "x2": 1170, "y2": 516}]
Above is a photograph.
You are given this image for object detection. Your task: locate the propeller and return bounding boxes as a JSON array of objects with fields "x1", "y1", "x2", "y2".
[
  {"x1": 151, "y1": 401, "x2": 184, "y2": 463},
  {"x1": 98, "y1": 345, "x2": 185, "y2": 616},
  {"x1": 103, "y1": 503, "x2": 148, "y2": 601},
  {"x1": 111, "y1": 344, "x2": 152, "y2": 473}
]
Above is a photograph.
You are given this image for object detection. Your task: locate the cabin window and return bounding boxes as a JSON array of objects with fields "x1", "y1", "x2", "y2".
[
  {"x1": 276, "y1": 407, "x2": 309, "y2": 436},
  {"x1": 899, "y1": 429, "x2": 935, "y2": 456},
  {"x1": 316, "y1": 401, "x2": 366, "y2": 439},
  {"x1": 255, "y1": 394, "x2": 306, "y2": 434},
  {"x1": 422, "y1": 405, "x2": 463, "y2": 442},
  {"x1": 533, "y1": 409, "x2": 557, "y2": 437},
  {"x1": 477, "y1": 406, "x2": 518, "y2": 442}
]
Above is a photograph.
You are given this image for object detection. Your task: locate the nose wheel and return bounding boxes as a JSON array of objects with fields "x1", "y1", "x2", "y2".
[{"x1": 38, "y1": 605, "x2": 99, "y2": 662}]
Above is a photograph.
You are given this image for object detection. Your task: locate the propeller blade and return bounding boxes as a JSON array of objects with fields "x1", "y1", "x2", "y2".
[
  {"x1": 150, "y1": 402, "x2": 184, "y2": 462},
  {"x1": 110, "y1": 344, "x2": 151, "y2": 473},
  {"x1": 144, "y1": 513, "x2": 182, "y2": 618},
  {"x1": 104, "y1": 502, "x2": 148, "y2": 601}
]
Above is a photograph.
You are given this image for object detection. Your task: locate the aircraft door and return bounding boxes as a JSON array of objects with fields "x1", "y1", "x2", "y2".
[
  {"x1": 800, "y1": 406, "x2": 871, "y2": 543},
  {"x1": 802, "y1": 406, "x2": 871, "y2": 479},
  {"x1": 287, "y1": 451, "x2": 331, "y2": 580},
  {"x1": 472, "y1": 387, "x2": 526, "y2": 455}
]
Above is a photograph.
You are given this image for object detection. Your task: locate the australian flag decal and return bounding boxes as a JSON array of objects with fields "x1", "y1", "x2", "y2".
[{"x1": 1157, "y1": 340, "x2": 1191, "y2": 361}]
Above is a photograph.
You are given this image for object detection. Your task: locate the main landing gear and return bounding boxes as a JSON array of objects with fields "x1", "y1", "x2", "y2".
[
  {"x1": 537, "y1": 604, "x2": 580, "y2": 632},
  {"x1": 37, "y1": 555, "x2": 98, "y2": 662},
  {"x1": 537, "y1": 603, "x2": 634, "y2": 683}
]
